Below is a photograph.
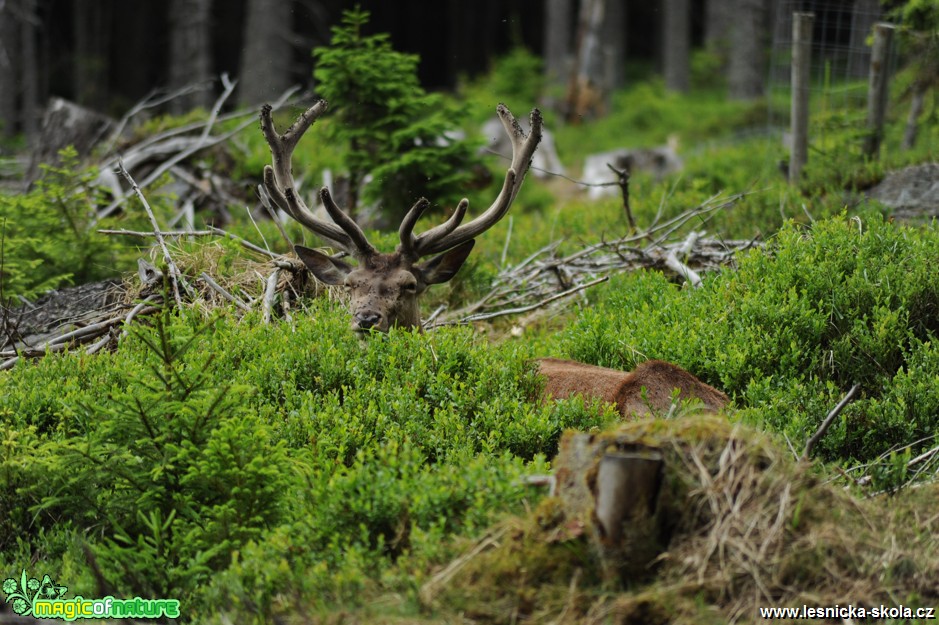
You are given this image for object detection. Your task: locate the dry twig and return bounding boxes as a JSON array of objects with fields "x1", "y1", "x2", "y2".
[
  {"x1": 117, "y1": 161, "x2": 186, "y2": 307},
  {"x1": 262, "y1": 269, "x2": 280, "y2": 324},
  {"x1": 803, "y1": 384, "x2": 860, "y2": 461},
  {"x1": 438, "y1": 194, "x2": 754, "y2": 326}
]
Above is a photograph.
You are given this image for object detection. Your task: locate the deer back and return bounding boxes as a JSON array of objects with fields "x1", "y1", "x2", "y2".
[{"x1": 537, "y1": 358, "x2": 728, "y2": 417}]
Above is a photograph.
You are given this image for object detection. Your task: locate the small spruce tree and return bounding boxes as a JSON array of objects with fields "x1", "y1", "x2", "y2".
[{"x1": 313, "y1": 8, "x2": 481, "y2": 223}]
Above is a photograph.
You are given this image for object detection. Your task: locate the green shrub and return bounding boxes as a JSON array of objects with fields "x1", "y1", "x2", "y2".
[
  {"x1": 460, "y1": 46, "x2": 546, "y2": 120},
  {"x1": 0, "y1": 149, "x2": 135, "y2": 299},
  {"x1": 559, "y1": 212, "x2": 939, "y2": 462},
  {"x1": 0, "y1": 300, "x2": 608, "y2": 619},
  {"x1": 10, "y1": 310, "x2": 292, "y2": 602}
]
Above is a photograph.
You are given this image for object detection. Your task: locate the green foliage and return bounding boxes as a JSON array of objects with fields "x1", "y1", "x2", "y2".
[
  {"x1": 690, "y1": 49, "x2": 727, "y2": 90},
  {"x1": 5, "y1": 309, "x2": 291, "y2": 602},
  {"x1": 0, "y1": 302, "x2": 607, "y2": 618},
  {"x1": 313, "y1": 8, "x2": 481, "y2": 221},
  {"x1": 0, "y1": 149, "x2": 133, "y2": 299},
  {"x1": 485, "y1": 47, "x2": 545, "y2": 111},
  {"x1": 554, "y1": 81, "x2": 766, "y2": 161},
  {"x1": 460, "y1": 46, "x2": 546, "y2": 119},
  {"x1": 559, "y1": 213, "x2": 939, "y2": 463},
  {"x1": 891, "y1": 0, "x2": 939, "y2": 93}
]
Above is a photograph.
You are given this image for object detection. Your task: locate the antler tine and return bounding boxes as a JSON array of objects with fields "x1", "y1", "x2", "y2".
[
  {"x1": 407, "y1": 198, "x2": 469, "y2": 253},
  {"x1": 321, "y1": 188, "x2": 378, "y2": 257},
  {"x1": 260, "y1": 168, "x2": 351, "y2": 248},
  {"x1": 397, "y1": 197, "x2": 431, "y2": 258},
  {"x1": 260, "y1": 100, "x2": 375, "y2": 256},
  {"x1": 412, "y1": 105, "x2": 542, "y2": 256}
]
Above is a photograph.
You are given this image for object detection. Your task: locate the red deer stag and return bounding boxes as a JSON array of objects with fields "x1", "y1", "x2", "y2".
[
  {"x1": 537, "y1": 358, "x2": 728, "y2": 417},
  {"x1": 260, "y1": 100, "x2": 542, "y2": 333}
]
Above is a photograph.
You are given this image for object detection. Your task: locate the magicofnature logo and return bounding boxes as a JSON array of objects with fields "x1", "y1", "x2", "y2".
[
  {"x1": 2, "y1": 570, "x2": 180, "y2": 621},
  {"x1": 2, "y1": 570, "x2": 67, "y2": 616}
]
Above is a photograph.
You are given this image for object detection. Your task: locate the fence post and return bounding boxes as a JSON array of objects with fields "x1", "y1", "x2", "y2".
[
  {"x1": 790, "y1": 12, "x2": 814, "y2": 184},
  {"x1": 864, "y1": 22, "x2": 895, "y2": 158}
]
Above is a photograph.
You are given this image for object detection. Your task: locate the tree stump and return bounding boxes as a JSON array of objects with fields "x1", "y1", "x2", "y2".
[
  {"x1": 553, "y1": 430, "x2": 668, "y2": 583},
  {"x1": 25, "y1": 98, "x2": 115, "y2": 187}
]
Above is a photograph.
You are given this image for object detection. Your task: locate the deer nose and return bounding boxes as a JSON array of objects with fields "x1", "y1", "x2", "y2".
[{"x1": 354, "y1": 311, "x2": 382, "y2": 330}]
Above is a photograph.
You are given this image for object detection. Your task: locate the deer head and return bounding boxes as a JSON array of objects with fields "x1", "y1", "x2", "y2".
[{"x1": 260, "y1": 100, "x2": 542, "y2": 333}]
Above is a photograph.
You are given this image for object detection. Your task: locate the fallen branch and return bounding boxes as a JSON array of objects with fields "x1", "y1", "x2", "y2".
[
  {"x1": 97, "y1": 84, "x2": 300, "y2": 221},
  {"x1": 0, "y1": 316, "x2": 119, "y2": 358},
  {"x1": 121, "y1": 297, "x2": 162, "y2": 338},
  {"x1": 199, "y1": 272, "x2": 251, "y2": 312},
  {"x1": 99, "y1": 229, "x2": 216, "y2": 237},
  {"x1": 439, "y1": 194, "x2": 755, "y2": 326},
  {"x1": 262, "y1": 269, "x2": 280, "y2": 324},
  {"x1": 102, "y1": 83, "x2": 210, "y2": 154},
  {"x1": 422, "y1": 304, "x2": 447, "y2": 328},
  {"x1": 207, "y1": 226, "x2": 282, "y2": 259},
  {"x1": 607, "y1": 162, "x2": 635, "y2": 232},
  {"x1": 85, "y1": 332, "x2": 114, "y2": 355},
  {"x1": 803, "y1": 384, "x2": 860, "y2": 461},
  {"x1": 117, "y1": 161, "x2": 186, "y2": 308},
  {"x1": 664, "y1": 231, "x2": 704, "y2": 288},
  {"x1": 452, "y1": 276, "x2": 609, "y2": 325}
]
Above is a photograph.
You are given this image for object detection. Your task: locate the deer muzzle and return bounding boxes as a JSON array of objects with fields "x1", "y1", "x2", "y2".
[{"x1": 353, "y1": 310, "x2": 384, "y2": 332}]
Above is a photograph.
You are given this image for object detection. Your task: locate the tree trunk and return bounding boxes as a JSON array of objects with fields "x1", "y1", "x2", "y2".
[
  {"x1": 544, "y1": 0, "x2": 572, "y2": 86},
  {"x1": 848, "y1": 0, "x2": 881, "y2": 79},
  {"x1": 73, "y1": 0, "x2": 111, "y2": 112},
  {"x1": 0, "y1": 0, "x2": 20, "y2": 138},
  {"x1": 238, "y1": 0, "x2": 293, "y2": 107},
  {"x1": 603, "y1": 0, "x2": 626, "y2": 90},
  {"x1": 20, "y1": 0, "x2": 39, "y2": 140},
  {"x1": 663, "y1": 0, "x2": 690, "y2": 93},
  {"x1": 705, "y1": 0, "x2": 733, "y2": 70},
  {"x1": 553, "y1": 431, "x2": 667, "y2": 583},
  {"x1": 727, "y1": 0, "x2": 766, "y2": 100},
  {"x1": 902, "y1": 83, "x2": 928, "y2": 150},
  {"x1": 566, "y1": 0, "x2": 608, "y2": 121},
  {"x1": 169, "y1": 0, "x2": 213, "y2": 113},
  {"x1": 769, "y1": 1, "x2": 793, "y2": 86},
  {"x1": 111, "y1": 2, "x2": 163, "y2": 104},
  {"x1": 863, "y1": 23, "x2": 895, "y2": 158}
]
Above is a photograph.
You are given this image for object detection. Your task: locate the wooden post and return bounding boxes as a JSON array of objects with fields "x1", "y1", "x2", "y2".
[
  {"x1": 789, "y1": 12, "x2": 814, "y2": 184},
  {"x1": 594, "y1": 450, "x2": 663, "y2": 545},
  {"x1": 864, "y1": 23, "x2": 895, "y2": 158}
]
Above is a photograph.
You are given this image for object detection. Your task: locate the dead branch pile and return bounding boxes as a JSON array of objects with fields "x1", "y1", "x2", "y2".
[
  {"x1": 437, "y1": 192, "x2": 761, "y2": 327},
  {"x1": 1, "y1": 82, "x2": 321, "y2": 370},
  {"x1": 18, "y1": 79, "x2": 302, "y2": 226},
  {"x1": 0, "y1": 233, "x2": 327, "y2": 371}
]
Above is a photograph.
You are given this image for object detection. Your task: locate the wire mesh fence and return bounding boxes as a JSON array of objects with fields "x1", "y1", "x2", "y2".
[{"x1": 766, "y1": 0, "x2": 898, "y2": 131}]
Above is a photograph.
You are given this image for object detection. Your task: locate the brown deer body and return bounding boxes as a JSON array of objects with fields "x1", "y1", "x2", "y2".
[
  {"x1": 260, "y1": 100, "x2": 542, "y2": 333},
  {"x1": 537, "y1": 358, "x2": 728, "y2": 417}
]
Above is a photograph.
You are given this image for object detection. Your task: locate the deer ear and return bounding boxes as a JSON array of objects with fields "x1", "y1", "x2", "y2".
[
  {"x1": 295, "y1": 245, "x2": 353, "y2": 285},
  {"x1": 416, "y1": 240, "x2": 476, "y2": 285}
]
